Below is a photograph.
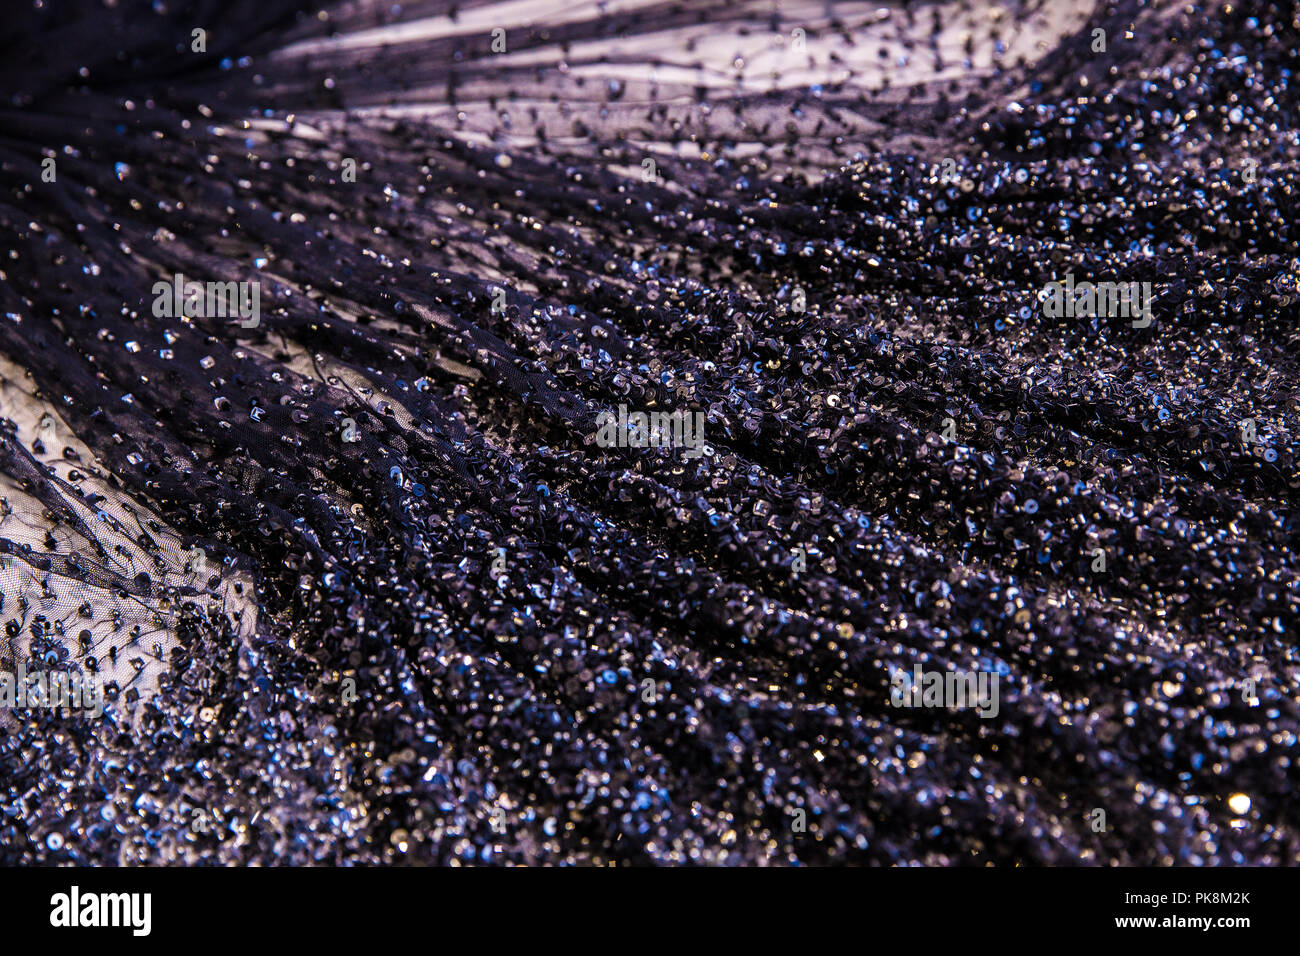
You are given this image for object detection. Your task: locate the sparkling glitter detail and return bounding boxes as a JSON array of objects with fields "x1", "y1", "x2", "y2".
[{"x1": 0, "y1": 0, "x2": 1295, "y2": 867}]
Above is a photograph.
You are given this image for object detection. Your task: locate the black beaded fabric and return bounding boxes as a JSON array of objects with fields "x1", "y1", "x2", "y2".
[{"x1": 0, "y1": 0, "x2": 1296, "y2": 866}]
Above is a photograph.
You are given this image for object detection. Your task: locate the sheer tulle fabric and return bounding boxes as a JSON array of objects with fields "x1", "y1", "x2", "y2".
[{"x1": 0, "y1": 0, "x2": 1296, "y2": 864}]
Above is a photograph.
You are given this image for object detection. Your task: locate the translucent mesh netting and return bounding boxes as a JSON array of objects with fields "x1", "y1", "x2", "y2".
[{"x1": 0, "y1": 0, "x2": 1297, "y2": 864}]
